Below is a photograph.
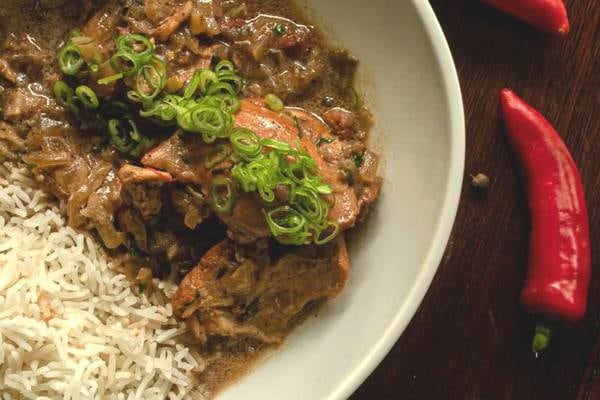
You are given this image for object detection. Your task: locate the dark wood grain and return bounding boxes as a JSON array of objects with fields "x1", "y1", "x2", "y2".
[{"x1": 351, "y1": 1, "x2": 600, "y2": 399}]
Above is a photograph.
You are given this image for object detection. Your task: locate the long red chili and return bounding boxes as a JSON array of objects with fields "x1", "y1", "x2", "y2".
[
  {"x1": 482, "y1": 0, "x2": 570, "y2": 35},
  {"x1": 499, "y1": 89, "x2": 590, "y2": 351}
]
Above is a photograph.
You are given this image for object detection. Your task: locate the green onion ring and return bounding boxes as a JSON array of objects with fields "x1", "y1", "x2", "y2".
[
  {"x1": 262, "y1": 138, "x2": 291, "y2": 152},
  {"x1": 75, "y1": 85, "x2": 100, "y2": 109},
  {"x1": 58, "y1": 43, "x2": 84, "y2": 75},
  {"x1": 265, "y1": 206, "x2": 306, "y2": 234},
  {"x1": 53, "y1": 81, "x2": 75, "y2": 111},
  {"x1": 214, "y1": 60, "x2": 236, "y2": 74},
  {"x1": 265, "y1": 93, "x2": 284, "y2": 112},
  {"x1": 110, "y1": 51, "x2": 140, "y2": 77},
  {"x1": 313, "y1": 221, "x2": 340, "y2": 245},
  {"x1": 210, "y1": 176, "x2": 236, "y2": 214},
  {"x1": 116, "y1": 34, "x2": 154, "y2": 64},
  {"x1": 108, "y1": 117, "x2": 141, "y2": 153},
  {"x1": 230, "y1": 129, "x2": 262, "y2": 159}
]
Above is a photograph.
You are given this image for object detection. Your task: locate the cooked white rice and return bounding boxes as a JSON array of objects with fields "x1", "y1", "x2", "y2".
[{"x1": 0, "y1": 163, "x2": 205, "y2": 400}]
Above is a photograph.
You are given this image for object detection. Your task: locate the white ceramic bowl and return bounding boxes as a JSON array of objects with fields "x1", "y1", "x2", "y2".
[{"x1": 220, "y1": 1, "x2": 464, "y2": 398}]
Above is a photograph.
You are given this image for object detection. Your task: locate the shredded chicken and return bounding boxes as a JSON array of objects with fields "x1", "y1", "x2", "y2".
[
  {"x1": 0, "y1": 58, "x2": 17, "y2": 84},
  {"x1": 172, "y1": 236, "x2": 350, "y2": 344},
  {"x1": 151, "y1": 1, "x2": 193, "y2": 41}
]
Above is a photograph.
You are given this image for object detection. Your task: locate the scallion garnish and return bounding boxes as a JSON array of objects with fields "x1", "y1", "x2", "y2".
[
  {"x1": 265, "y1": 93, "x2": 284, "y2": 112},
  {"x1": 75, "y1": 85, "x2": 99, "y2": 110},
  {"x1": 230, "y1": 135, "x2": 338, "y2": 245},
  {"x1": 53, "y1": 32, "x2": 339, "y2": 246},
  {"x1": 53, "y1": 80, "x2": 77, "y2": 114},
  {"x1": 57, "y1": 43, "x2": 84, "y2": 75},
  {"x1": 210, "y1": 176, "x2": 236, "y2": 214}
]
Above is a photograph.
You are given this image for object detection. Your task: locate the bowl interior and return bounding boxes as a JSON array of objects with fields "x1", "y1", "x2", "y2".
[{"x1": 218, "y1": 1, "x2": 464, "y2": 399}]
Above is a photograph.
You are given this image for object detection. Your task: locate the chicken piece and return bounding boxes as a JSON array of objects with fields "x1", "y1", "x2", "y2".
[
  {"x1": 81, "y1": 170, "x2": 125, "y2": 249},
  {"x1": 218, "y1": 193, "x2": 270, "y2": 243},
  {"x1": 143, "y1": 100, "x2": 361, "y2": 241},
  {"x1": 117, "y1": 164, "x2": 174, "y2": 185},
  {"x1": 165, "y1": 44, "x2": 218, "y2": 93},
  {"x1": 237, "y1": 100, "x2": 360, "y2": 230},
  {"x1": 0, "y1": 122, "x2": 25, "y2": 151},
  {"x1": 2, "y1": 87, "x2": 63, "y2": 121},
  {"x1": 117, "y1": 165, "x2": 171, "y2": 221},
  {"x1": 172, "y1": 235, "x2": 350, "y2": 344},
  {"x1": 221, "y1": 15, "x2": 310, "y2": 61},
  {"x1": 189, "y1": 0, "x2": 222, "y2": 37},
  {"x1": 323, "y1": 107, "x2": 356, "y2": 139},
  {"x1": 169, "y1": 186, "x2": 210, "y2": 230},
  {"x1": 0, "y1": 58, "x2": 17, "y2": 84},
  {"x1": 356, "y1": 149, "x2": 382, "y2": 218},
  {"x1": 142, "y1": 132, "x2": 199, "y2": 183},
  {"x1": 151, "y1": 1, "x2": 193, "y2": 41},
  {"x1": 81, "y1": 1, "x2": 122, "y2": 44}
]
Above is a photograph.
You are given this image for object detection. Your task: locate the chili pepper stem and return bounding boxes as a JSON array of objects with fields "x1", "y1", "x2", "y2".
[{"x1": 532, "y1": 323, "x2": 554, "y2": 353}]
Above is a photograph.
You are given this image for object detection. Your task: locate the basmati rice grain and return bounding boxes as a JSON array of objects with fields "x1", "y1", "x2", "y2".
[{"x1": 0, "y1": 165, "x2": 205, "y2": 399}]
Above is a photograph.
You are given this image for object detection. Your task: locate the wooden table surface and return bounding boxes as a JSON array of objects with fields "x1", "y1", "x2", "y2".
[{"x1": 351, "y1": 1, "x2": 600, "y2": 399}]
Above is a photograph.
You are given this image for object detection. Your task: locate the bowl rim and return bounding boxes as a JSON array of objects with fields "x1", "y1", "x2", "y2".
[{"x1": 326, "y1": 2, "x2": 465, "y2": 399}]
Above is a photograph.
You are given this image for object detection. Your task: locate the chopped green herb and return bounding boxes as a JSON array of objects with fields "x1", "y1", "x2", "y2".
[
  {"x1": 138, "y1": 283, "x2": 147, "y2": 294},
  {"x1": 316, "y1": 137, "x2": 335, "y2": 146},
  {"x1": 273, "y1": 24, "x2": 287, "y2": 36},
  {"x1": 25, "y1": 163, "x2": 37, "y2": 170},
  {"x1": 352, "y1": 153, "x2": 364, "y2": 167}
]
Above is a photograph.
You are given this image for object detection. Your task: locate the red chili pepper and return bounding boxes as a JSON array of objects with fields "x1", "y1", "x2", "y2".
[
  {"x1": 482, "y1": 0, "x2": 570, "y2": 35},
  {"x1": 499, "y1": 89, "x2": 590, "y2": 351}
]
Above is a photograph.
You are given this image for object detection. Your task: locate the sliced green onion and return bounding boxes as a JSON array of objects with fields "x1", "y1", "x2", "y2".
[
  {"x1": 313, "y1": 220, "x2": 340, "y2": 245},
  {"x1": 108, "y1": 117, "x2": 141, "y2": 154},
  {"x1": 75, "y1": 85, "x2": 99, "y2": 109},
  {"x1": 179, "y1": 104, "x2": 229, "y2": 142},
  {"x1": 291, "y1": 186, "x2": 327, "y2": 222},
  {"x1": 116, "y1": 34, "x2": 154, "y2": 64},
  {"x1": 58, "y1": 43, "x2": 84, "y2": 75},
  {"x1": 110, "y1": 51, "x2": 140, "y2": 77},
  {"x1": 213, "y1": 94, "x2": 240, "y2": 113},
  {"x1": 206, "y1": 81, "x2": 237, "y2": 96},
  {"x1": 97, "y1": 73, "x2": 124, "y2": 85},
  {"x1": 53, "y1": 80, "x2": 74, "y2": 108},
  {"x1": 261, "y1": 138, "x2": 291, "y2": 152},
  {"x1": 265, "y1": 94, "x2": 284, "y2": 112},
  {"x1": 230, "y1": 129, "x2": 262, "y2": 159},
  {"x1": 216, "y1": 72, "x2": 244, "y2": 94},
  {"x1": 210, "y1": 176, "x2": 236, "y2": 214},
  {"x1": 264, "y1": 206, "x2": 310, "y2": 245},
  {"x1": 214, "y1": 60, "x2": 236, "y2": 74}
]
